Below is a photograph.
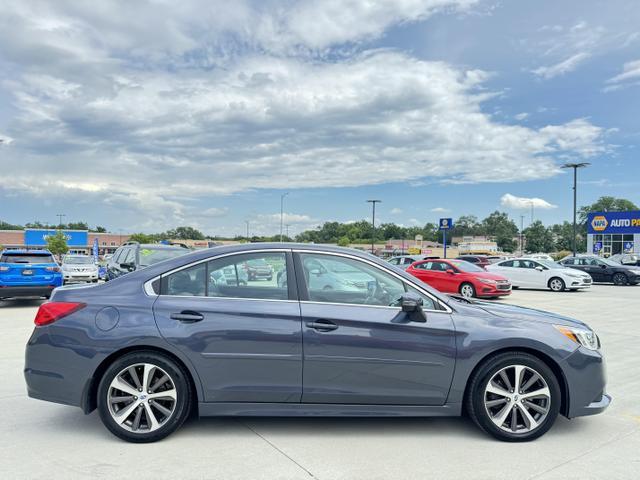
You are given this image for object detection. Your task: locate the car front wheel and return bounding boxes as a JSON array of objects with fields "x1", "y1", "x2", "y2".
[
  {"x1": 548, "y1": 277, "x2": 565, "y2": 292},
  {"x1": 613, "y1": 273, "x2": 628, "y2": 286},
  {"x1": 466, "y1": 352, "x2": 560, "y2": 442},
  {"x1": 459, "y1": 282, "x2": 476, "y2": 298},
  {"x1": 97, "y1": 351, "x2": 192, "y2": 443}
]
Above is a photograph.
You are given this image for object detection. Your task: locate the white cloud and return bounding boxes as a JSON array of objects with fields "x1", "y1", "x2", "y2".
[
  {"x1": 514, "y1": 112, "x2": 529, "y2": 121},
  {"x1": 0, "y1": 134, "x2": 13, "y2": 145},
  {"x1": 390, "y1": 208, "x2": 403, "y2": 214},
  {"x1": 604, "y1": 59, "x2": 640, "y2": 91},
  {"x1": 500, "y1": 193, "x2": 557, "y2": 210},
  {"x1": 532, "y1": 52, "x2": 590, "y2": 79},
  {"x1": 430, "y1": 207, "x2": 450, "y2": 213}
]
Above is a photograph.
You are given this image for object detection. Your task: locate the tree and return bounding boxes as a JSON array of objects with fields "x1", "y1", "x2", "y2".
[
  {"x1": 0, "y1": 220, "x2": 23, "y2": 230},
  {"x1": 46, "y1": 231, "x2": 69, "y2": 257},
  {"x1": 128, "y1": 233, "x2": 154, "y2": 244},
  {"x1": 92, "y1": 226, "x2": 107, "y2": 233},
  {"x1": 480, "y1": 211, "x2": 519, "y2": 252},
  {"x1": 524, "y1": 221, "x2": 555, "y2": 253},
  {"x1": 166, "y1": 226, "x2": 205, "y2": 240},
  {"x1": 578, "y1": 196, "x2": 639, "y2": 223},
  {"x1": 337, "y1": 236, "x2": 351, "y2": 247},
  {"x1": 66, "y1": 221, "x2": 89, "y2": 230}
]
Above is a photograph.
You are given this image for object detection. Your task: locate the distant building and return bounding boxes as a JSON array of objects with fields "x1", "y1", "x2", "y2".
[
  {"x1": 456, "y1": 236, "x2": 498, "y2": 255},
  {"x1": 0, "y1": 229, "x2": 131, "y2": 255},
  {"x1": 587, "y1": 211, "x2": 639, "y2": 256}
]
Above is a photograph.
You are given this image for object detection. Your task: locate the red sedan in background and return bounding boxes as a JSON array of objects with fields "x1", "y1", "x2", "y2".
[{"x1": 407, "y1": 258, "x2": 511, "y2": 299}]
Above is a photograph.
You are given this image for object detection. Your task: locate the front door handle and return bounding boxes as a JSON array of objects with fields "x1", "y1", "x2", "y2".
[
  {"x1": 306, "y1": 319, "x2": 338, "y2": 332},
  {"x1": 170, "y1": 311, "x2": 204, "y2": 323}
]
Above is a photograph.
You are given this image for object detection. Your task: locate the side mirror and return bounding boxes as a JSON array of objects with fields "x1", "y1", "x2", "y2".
[
  {"x1": 120, "y1": 262, "x2": 135, "y2": 272},
  {"x1": 309, "y1": 268, "x2": 322, "y2": 275},
  {"x1": 400, "y1": 293, "x2": 427, "y2": 323},
  {"x1": 446, "y1": 269, "x2": 455, "y2": 275},
  {"x1": 600, "y1": 264, "x2": 607, "y2": 269},
  {"x1": 535, "y1": 266, "x2": 544, "y2": 272}
]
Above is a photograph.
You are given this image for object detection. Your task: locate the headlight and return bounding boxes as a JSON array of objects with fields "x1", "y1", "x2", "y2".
[
  {"x1": 554, "y1": 325, "x2": 600, "y2": 350},
  {"x1": 630, "y1": 270, "x2": 640, "y2": 275},
  {"x1": 478, "y1": 278, "x2": 497, "y2": 284}
]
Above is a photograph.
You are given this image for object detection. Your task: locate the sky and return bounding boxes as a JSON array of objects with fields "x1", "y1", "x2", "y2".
[{"x1": 0, "y1": 0, "x2": 638, "y2": 237}]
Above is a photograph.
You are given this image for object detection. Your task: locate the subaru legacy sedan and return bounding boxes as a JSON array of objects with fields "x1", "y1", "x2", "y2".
[{"x1": 25, "y1": 244, "x2": 610, "y2": 443}]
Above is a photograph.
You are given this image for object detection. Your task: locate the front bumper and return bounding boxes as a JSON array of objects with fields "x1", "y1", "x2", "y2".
[
  {"x1": 477, "y1": 283, "x2": 512, "y2": 298},
  {"x1": 63, "y1": 272, "x2": 98, "y2": 282},
  {"x1": 0, "y1": 284, "x2": 57, "y2": 298},
  {"x1": 561, "y1": 346, "x2": 611, "y2": 418},
  {"x1": 567, "y1": 277, "x2": 592, "y2": 289}
]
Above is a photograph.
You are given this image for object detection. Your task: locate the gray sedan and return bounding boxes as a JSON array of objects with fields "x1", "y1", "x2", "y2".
[{"x1": 25, "y1": 244, "x2": 609, "y2": 443}]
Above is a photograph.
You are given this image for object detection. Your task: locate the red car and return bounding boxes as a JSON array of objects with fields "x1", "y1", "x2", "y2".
[{"x1": 407, "y1": 258, "x2": 511, "y2": 299}]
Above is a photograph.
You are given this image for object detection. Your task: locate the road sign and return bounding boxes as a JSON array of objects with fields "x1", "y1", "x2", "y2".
[
  {"x1": 593, "y1": 241, "x2": 603, "y2": 254},
  {"x1": 439, "y1": 218, "x2": 453, "y2": 230},
  {"x1": 624, "y1": 241, "x2": 634, "y2": 253}
]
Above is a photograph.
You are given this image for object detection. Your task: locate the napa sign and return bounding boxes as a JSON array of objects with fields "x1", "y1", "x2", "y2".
[{"x1": 587, "y1": 211, "x2": 640, "y2": 234}]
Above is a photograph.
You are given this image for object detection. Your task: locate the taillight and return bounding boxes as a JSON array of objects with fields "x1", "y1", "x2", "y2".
[
  {"x1": 34, "y1": 302, "x2": 86, "y2": 326},
  {"x1": 45, "y1": 266, "x2": 60, "y2": 272}
]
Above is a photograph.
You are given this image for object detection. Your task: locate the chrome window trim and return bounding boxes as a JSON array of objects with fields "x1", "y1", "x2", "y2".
[
  {"x1": 293, "y1": 249, "x2": 452, "y2": 314},
  {"x1": 152, "y1": 294, "x2": 297, "y2": 304},
  {"x1": 159, "y1": 249, "x2": 290, "y2": 277}
]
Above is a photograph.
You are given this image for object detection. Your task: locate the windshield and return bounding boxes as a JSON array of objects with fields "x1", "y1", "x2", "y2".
[
  {"x1": 63, "y1": 256, "x2": 94, "y2": 264},
  {"x1": 600, "y1": 257, "x2": 622, "y2": 267},
  {"x1": 448, "y1": 260, "x2": 484, "y2": 272},
  {"x1": 537, "y1": 260, "x2": 563, "y2": 269},
  {"x1": 139, "y1": 248, "x2": 189, "y2": 267},
  {"x1": 0, "y1": 253, "x2": 55, "y2": 264}
]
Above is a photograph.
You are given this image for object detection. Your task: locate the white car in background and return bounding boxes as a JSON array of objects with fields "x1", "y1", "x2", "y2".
[
  {"x1": 487, "y1": 258, "x2": 592, "y2": 292},
  {"x1": 61, "y1": 255, "x2": 99, "y2": 284},
  {"x1": 523, "y1": 253, "x2": 555, "y2": 262}
]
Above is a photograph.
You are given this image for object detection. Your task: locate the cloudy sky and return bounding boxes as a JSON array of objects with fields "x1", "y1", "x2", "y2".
[{"x1": 0, "y1": 0, "x2": 638, "y2": 236}]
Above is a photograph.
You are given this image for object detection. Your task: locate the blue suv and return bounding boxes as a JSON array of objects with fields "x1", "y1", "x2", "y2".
[{"x1": 0, "y1": 249, "x2": 63, "y2": 301}]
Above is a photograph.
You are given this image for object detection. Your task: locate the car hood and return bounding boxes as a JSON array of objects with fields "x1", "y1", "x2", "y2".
[
  {"x1": 453, "y1": 298, "x2": 588, "y2": 328},
  {"x1": 469, "y1": 271, "x2": 508, "y2": 281}
]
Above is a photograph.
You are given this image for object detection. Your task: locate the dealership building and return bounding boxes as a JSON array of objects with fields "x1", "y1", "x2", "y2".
[
  {"x1": 0, "y1": 229, "x2": 131, "y2": 256},
  {"x1": 587, "y1": 211, "x2": 640, "y2": 256}
]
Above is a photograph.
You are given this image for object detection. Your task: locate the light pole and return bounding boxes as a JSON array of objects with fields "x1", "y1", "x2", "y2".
[
  {"x1": 520, "y1": 215, "x2": 525, "y2": 254},
  {"x1": 367, "y1": 200, "x2": 381, "y2": 255},
  {"x1": 245, "y1": 221, "x2": 250, "y2": 241},
  {"x1": 285, "y1": 224, "x2": 290, "y2": 240},
  {"x1": 561, "y1": 162, "x2": 590, "y2": 257},
  {"x1": 280, "y1": 192, "x2": 289, "y2": 242},
  {"x1": 56, "y1": 213, "x2": 66, "y2": 229}
]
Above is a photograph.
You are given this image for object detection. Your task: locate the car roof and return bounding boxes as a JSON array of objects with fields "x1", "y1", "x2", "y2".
[{"x1": 1, "y1": 249, "x2": 52, "y2": 254}]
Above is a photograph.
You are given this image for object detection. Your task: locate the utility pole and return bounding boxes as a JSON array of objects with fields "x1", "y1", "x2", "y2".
[
  {"x1": 561, "y1": 162, "x2": 590, "y2": 257},
  {"x1": 285, "y1": 224, "x2": 290, "y2": 240},
  {"x1": 56, "y1": 213, "x2": 66, "y2": 229},
  {"x1": 280, "y1": 192, "x2": 289, "y2": 242},
  {"x1": 245, "y1": 220, "x2": 250, "y2": 241},
  {"x1": 520, "y1": 215, "x2": 525, "y2": 255},
  {"x1": 366, "y1": 200, "x2": 381, "y2": 255},
  {"x1": 530, "y1": 201, "x2": 534, "y2": 225}
]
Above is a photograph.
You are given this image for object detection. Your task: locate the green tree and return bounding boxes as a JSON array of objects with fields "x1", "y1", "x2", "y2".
[
  {"x1": 524, "y1": 221, "x2": 555, "y2": 253},
  {"x1": 66, "y1": 221, "x2": 89, "y2": 230},
  {"x1": 337, "y1": 236, "x2": 351, "y2": 247},
  {"x1": 46, "y1": 231, "x2": 69, "y2": 257},
  {"x1": 0, "y1": 220, "x2": 23, "y2": 230},
  {"x1": 128, "y1": 233, "x2": 154, "y2": 244},
  {"x1": 480, "y1": 211, "x2": 519, "y2": 252},
  {"x1": 578, "y1": 196, "x2": 639, "y2": 223},
  {"x1": 166, "y1": 226, "x2": 205, "y2": 240},
  {"x1": 92, "y1": 226, "x2": 107, "y2": 233}
]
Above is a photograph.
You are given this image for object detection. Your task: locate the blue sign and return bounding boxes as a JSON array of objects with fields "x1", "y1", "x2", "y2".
[
  {"x1": 624, "y1": 241, "x2": 634, "y2": 253},
  {"x1": 587, "y1": 211, "x2": 640, "y2": 234},
  {"x1": 439, "y1": 218, "x2": 453, "y2": 230},
  {"x1": 92, "y1": 238, "x2": 99, "y2": 261},
  {"x1": 593, "y1": 241, "x2": 603, "y2": 254},
  {"x1": 25, "y1": 229, "x2": 88, "y2": 247}
]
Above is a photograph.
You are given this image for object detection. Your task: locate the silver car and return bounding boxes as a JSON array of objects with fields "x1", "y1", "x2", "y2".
[{"x1": 61, "y1": 255, "x2": 99, "y2": 284}]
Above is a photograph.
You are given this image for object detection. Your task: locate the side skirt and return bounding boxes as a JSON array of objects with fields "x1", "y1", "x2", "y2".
[{"x1": 198, "y1": 402, "x2": 461, "y2": 417}]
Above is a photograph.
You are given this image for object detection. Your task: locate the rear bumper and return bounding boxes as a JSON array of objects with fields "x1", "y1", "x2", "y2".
[
  {"x1": 0, "y1": 285, "x2": 58, "y2": 298},
  {"x1": 561, "y1": 347, "x2": 611, "y2": 418}
]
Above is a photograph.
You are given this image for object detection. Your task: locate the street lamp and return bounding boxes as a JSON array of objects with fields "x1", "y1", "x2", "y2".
[
  {"x1": 285, "y1": 224, "x2": 291, "y2": 240},
  {"x1": 366, "y1": 200, "x2": 381, "y2": 255},
  {"x1": 245, "y1": 220, "x2": 250, "y2": 241},
  {"x1": 280, "y1": 192, "x2": 289, "y2": 242},
  {"x1": 561, "y1": 162, "x2": 590, "y2": 257},
  {"x1": 56, "y1": 213, "x2": 66, "y2": 229}
]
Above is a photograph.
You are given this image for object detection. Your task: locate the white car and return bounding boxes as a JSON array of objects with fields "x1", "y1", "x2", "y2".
[
  {"x1": 487, "y1": 258, "x2": 592, "y2": 292},
  {"x1": 61, "y1": 255, "x2": 99, "y2": 284}
]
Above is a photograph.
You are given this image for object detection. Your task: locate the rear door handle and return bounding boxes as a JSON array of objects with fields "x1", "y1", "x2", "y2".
[
  {"x1": 306, "y1": 319, "x2": 338, "y2": 332},
  {"x1": 170, "y1": 311, "x2": 204, "y2": 323}
]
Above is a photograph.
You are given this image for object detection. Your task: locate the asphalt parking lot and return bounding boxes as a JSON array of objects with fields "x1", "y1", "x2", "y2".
[{"x1": 1, "y1": 285, "x2": 639, "y2": 480}]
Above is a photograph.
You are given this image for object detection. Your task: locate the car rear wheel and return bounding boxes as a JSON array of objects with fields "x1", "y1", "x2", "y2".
[
  {"x1": 97, "y1": 351, "x2": 192, "y2": 443},
  {"x1": 460, "y1": 282, "x2": 476, "y2": 298},
  {"x1": 548, "y1": 277, "x2": 565, "y2": 292},
  {"x1": 613, "y1": 273, "x2": 628, "y2": 286},
  {"x1": 466, "y1": 352, "x2": 560, "y2": 442}
]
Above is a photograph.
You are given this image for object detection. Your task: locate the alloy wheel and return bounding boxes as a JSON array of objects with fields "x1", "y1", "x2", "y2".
[
  {"x1": 613, "y1": 273, "x2": 627, "y2": 286},
  {"x1": 460, "y1": 284, "x2": 475, "y2": 298},
  {"x1": 549, "y1": 278, "x2": 564, "y2": 291},
  {"x1": 107, "y1": 363, "x2": 177, "y2": 433},
  {"x1": 484, "y1": 364, "x2": 551, "y2": 434}
]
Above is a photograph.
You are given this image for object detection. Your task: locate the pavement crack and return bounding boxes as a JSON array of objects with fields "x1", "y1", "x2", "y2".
[{"x1": 238, "y1": 420, "x2": 318, "y2": 479}]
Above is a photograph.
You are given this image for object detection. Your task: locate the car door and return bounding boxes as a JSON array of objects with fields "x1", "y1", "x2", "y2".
[
  {"x1": 512, "y1": 260, "x2": 540, "y2": 288},
  {"x1": 295, "y1": 251, "x2": 456, "y2": 406},
  {"x1": 579, "y1": 258, "x2": 605, "y2": 281},
  {"x1": 408, "y1": 261, "x2": 442, "y2": 290},
  {"x1": 153, "y1": 250, "x2": 303, "y2": 403},
  {"x1": 431, "y1": 261, "x2": 460, "y2": 293},
  {"x1": 490, "y1": 260, "x2": 518, "y2": 286}
]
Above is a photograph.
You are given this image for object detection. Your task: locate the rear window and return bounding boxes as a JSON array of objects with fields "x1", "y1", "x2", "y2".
[
  {"x1": 139, "y1": 248, "x2": 189, "y2": 267},
  {"x1": 1, "y1": 254, "x2": 56, "y2": 264}
]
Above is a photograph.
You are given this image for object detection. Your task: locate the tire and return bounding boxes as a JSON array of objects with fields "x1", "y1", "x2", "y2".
[
  {"x1": 548, "y1": 277, "x2": 565, "y2": 292},
  {"x1": 465, "y1": 352, "x2": 560, "y2": 442},
  {"x1": 612, "y1": 273, "x2": 628, "y2": 286},
  {"x1": 459, "y1": 282, "x2": 476, "y2": 298},
  {"x1": 97, "y1": 351, "x2": 192, "y2": 443},
  {"x1": 267, "y1": 275, "x2": 273, "y2": 281}
]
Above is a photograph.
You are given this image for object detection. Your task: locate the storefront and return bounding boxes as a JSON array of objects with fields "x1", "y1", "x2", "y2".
[{"x1": 587, "y1": 211, "x2": 640, "y2": 256}]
